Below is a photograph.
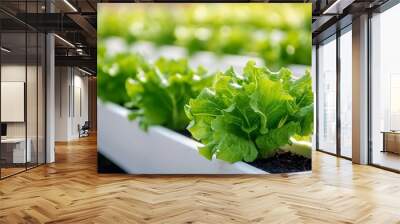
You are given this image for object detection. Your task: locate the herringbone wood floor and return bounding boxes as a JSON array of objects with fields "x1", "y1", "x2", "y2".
[{"x1": 1, "y1": 135, "x2": 400, "y2": 224}]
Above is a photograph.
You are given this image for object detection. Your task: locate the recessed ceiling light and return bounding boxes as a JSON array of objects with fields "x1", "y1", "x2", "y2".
[
  {"x1": 323, "y1": 0, "x2": 354, "y2": 15},
  {"x1": 78, "y1": 67, "x2": 92, "y2": 76},
  {"x1": 54, "y1": 34, "x2": 75, "y2": 48},
  {"x1": 1, "y1": 47, "x2": 11, "y2": 53},
  {"x1": 63, "y1": 0, "x2": 78, "y2": 12}
]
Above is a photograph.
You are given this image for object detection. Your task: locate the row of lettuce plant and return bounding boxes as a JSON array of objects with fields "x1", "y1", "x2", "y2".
[
  {"x1": 125, "y1": 58, "x2": 214, "y2": 131},
  {"x1": 98, "y1": 51, "x2": 313, "y2": 163},
  {"x1": 98, "y1": 4, "x2": 311, "y2": 68}
]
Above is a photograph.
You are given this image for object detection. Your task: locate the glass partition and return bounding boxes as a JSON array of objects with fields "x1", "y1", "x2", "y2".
[
  {"x1": 1, "y1": 30, "x2": 28, "y2": 177},
  {"x1": 27, "y1": 30, "x2": 38, "y2": 169},
  {"x1": 0, "y1": 2, "x2": 46, "y2": 179}
]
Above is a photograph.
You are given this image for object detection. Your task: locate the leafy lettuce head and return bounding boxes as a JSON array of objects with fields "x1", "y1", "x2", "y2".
[
  {"x1": 98, "y1": 52, "x2": 148, "y2": 105},
  {"x1": 185, "y1": 61, "x2": 313, "y2": 163},
  {"x1": 126, "y1": 57, "x2": 214, "y2": 131}
]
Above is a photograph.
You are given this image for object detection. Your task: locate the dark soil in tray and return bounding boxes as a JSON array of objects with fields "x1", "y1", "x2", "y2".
[
  {"x1": 179, "y1": 129, "x2": 193, "y2": 138},
  {"x1": 248, "y1": 151, "x2": 311, "y2": 173},
  {"x1": 176, "y1": 129, "x2": 311, "y2": 174}
]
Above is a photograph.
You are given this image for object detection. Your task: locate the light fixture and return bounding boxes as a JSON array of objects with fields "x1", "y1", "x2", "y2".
[
  {"x1": 63, "y1": 0, "x2": 78, "y2": 12},
  {"x1": 78, "y1": 67, "x2": 92, "y2": 76},
  {"x1": 322, "y1": 0, "x2": 354, "y2": 15},
  {"x1": 54, "y1": 34, "x2": 75, "y2": 48},
  {"x1": 76, "y1": 48, "x2": 86, "y2": 56},
  {"x1": 1, "y1": 47, "x2": 11, "y2": 53}
]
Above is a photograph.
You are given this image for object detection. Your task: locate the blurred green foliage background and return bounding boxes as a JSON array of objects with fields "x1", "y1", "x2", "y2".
[{"x1": 98, "y1": 3, "x2": 311, "y2": 68}]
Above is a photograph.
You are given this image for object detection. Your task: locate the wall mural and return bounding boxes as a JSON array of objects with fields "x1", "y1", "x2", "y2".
[{"x1": 97, "y1": 3, "x2": 313, "y2": 174}]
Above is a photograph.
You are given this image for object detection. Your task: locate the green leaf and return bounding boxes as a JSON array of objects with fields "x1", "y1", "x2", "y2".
[
  {"x1": 198, "y1": 144, "x2": 215, "y2": 160},
  {"x1": 255, "y1": 121, "x2": 301, "y2": 158},
  {"x1": 211, "y1": 117, "x2": 258, "y2": 163},
  {"x1": 249, "y1": 71, "x2": 294, "y2": 134},
  {"x1": 186, "y1": 116, "x2": 213, "y2": 141},
  {"x1": 294, "y1": 103, "x2": 314, "y2": 136},
  {"x1": 187, "y1": 88, "x2": 225, "y2": 117}
]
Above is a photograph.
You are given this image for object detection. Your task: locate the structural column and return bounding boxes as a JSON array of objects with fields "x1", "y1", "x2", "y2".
[
  {"x1": 352, "y1": 14, "x2": 369, "y2": 164},
  {"x1": 46, "y1": 33, "x2": 55, "y2": 163},
  {"x1": 46, "y1": 0, "x2": 55, "y2": 163}
]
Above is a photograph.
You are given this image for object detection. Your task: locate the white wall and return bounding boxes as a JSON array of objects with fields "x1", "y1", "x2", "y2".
[
  {"x1": 1, "y1": 65, "x2": 26, "y2": 139},
  {"x1": 1, "y1": 65, "x2": 25, "y2": 81},
  {"x1": 1, "y1": 82, "x2": 25, "y2": 122},
  {"x1": 1, "y1": 65, "x2": 36, "y2": 138},
  {"x1": 55, "y1": 66, "x2": 70, "y2": 141},
  {"x1": 54, "y1": 67, "x2": 89, "y2": 141},
  {"x1": 71, "y1": 73, "x2": 89, "y2": 138},
  {"x1": 1, "y1": 63, "x2": 46, "y2": 164}
]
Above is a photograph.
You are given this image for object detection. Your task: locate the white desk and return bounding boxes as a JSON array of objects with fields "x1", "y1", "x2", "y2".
[{"x1": 1, "y1": 138, "x2": 31, "y2": 163}]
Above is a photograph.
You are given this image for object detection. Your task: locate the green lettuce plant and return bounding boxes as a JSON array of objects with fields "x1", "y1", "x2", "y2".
[
  {"x1": 98, "y1": 51, "x2": 149, "y2": 106},
  {"x1": 185, "y1": 61, "x2": 313, "y2": 163},
  {"x1": 125, "y1": 58, "x2": 214, "y2": 131}
]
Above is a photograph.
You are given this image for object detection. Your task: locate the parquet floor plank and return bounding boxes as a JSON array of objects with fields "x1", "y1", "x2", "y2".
[{"x1": 0, "y1": 135, "x2": 400, "y2": 223}]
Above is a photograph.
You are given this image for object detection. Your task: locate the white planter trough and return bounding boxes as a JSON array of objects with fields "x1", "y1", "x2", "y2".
[{"x1": 98, "y1": 101, "x2": 267, "y2": 174}]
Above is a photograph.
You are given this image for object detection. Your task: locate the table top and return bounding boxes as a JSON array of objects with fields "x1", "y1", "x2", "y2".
[
  {"x1": 1, "y1": 138, "x2": 29, "y2": 143},
  {"x1": 381, "y1": 131, "x2": 400, "y2": 134}
]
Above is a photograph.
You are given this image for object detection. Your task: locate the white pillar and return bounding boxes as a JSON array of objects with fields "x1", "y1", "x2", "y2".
[
  {"x1": 352, "y1": 14, "x2": 369, "y2": 164},
  {"x1": 46, "y1": 32, "x2": 55, "y2": 163}
]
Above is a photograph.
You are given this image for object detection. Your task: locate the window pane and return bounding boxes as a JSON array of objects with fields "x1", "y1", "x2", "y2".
[
  {"x1": 340, "y1": 29, "x2": 352, "y2": 158},
  {"x1": 318, "y1": 37, "x2": 337, "y2": 154},
  {"x1": 371, "y1": 4, "x2": 400, "y2": 171}
]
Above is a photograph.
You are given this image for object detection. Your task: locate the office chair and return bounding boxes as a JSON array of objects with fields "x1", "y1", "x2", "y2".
[{"x1": 79, "y1": 121, "x2": 90, "y2": 138}]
